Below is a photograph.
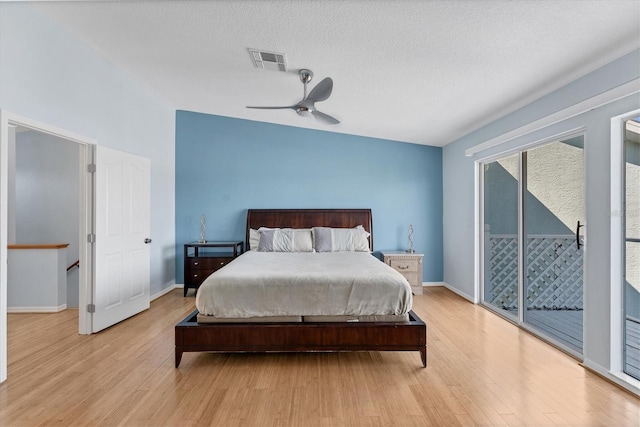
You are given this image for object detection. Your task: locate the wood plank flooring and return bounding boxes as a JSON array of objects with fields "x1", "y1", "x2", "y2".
[{"x1": 1, "y1": 287, "x2": 638, "y2": 426}]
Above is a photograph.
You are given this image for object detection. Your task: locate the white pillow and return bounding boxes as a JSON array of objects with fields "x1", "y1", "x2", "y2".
[
  {"x1": 249, "y1": 228, "x2": 262, "y2": 251},
  {"x1": 312, "y1": 226, "x2": 371, "y2": 252},
  {"x1": 257, "y1": 228, "x2": 314, "y2": 252}
]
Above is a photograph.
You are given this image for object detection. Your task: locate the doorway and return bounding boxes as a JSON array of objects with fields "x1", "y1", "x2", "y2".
[
  {"x1": 1, "y1": 111, "x2": 153, "y2": 383},
  {"x1": 481, "y1": 134, "x2": 585, "y2": 356},
  {"x1": 0, "y1": 112, "x2": 95, "y2": 378},
  {"x1": 9, "y1": 126, "x2": 81, "y2": 310}
]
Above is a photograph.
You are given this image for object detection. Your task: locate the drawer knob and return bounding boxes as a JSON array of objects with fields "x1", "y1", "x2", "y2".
[
  {"x1": 193, "y1": 262, "x2": 199, "y2": 266},
  {"x1": 193, "y1": 274, "x2": 198, "y2": 278},
  {"x1": 398, "y1": 265, "x2": 409, "y2": 270}
]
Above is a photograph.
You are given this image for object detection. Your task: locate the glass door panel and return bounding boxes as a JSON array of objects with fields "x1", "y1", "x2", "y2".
[
  {"x1": 523, "y1": 137, "x2": 584, "y2": 353},
  {"x1": 483, "y1": 154, "x2": 520, "y2": 318},
  {"x1": 624, "y1": 118, "x2": 640, "y2": 380}
]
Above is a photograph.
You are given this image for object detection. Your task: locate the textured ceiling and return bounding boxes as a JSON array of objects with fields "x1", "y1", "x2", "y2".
[{"x1": 33, "y1": 0, "x2": 640, "y2": 147}]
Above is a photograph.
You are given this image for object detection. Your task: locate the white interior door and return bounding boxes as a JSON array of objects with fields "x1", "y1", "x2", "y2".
[{"x1": 93, "y1": 146, "x2": 150, "y2": 332}]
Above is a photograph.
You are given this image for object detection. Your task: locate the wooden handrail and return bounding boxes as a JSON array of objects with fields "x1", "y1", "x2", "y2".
[
  {"x1": 8, "y1": 243, "x2": 69, "y2": 250},
  {"x1": 67, "y1": 260, "x2": 80, "y2": 272}
]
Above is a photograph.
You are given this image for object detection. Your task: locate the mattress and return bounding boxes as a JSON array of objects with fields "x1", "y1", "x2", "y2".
[
  {"x1": 195, "y1": 251, "x2": 413, "y2": 319},
  {"x1": 195, "y1": 313, "x2": 410, "y2": 324}
]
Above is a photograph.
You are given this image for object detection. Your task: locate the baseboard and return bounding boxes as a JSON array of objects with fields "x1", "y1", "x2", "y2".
[
  {"x1": 581, "y1": 358, "x2": 640, "y2": 397},
  {"x1": 442, "y1": 282, "x2": 475, "y2": 303},
  {"x1": 422, "y1": 281, "x2": 444, "y2": 287},
  {"x1": 151, "y1": 284, "x2": 182, "y2": 301},
  {"x1": 8, "y1": 304, "x2": 67, "y2": 313}
]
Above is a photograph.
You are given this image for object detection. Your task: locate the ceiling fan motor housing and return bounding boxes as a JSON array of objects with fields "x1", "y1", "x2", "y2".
[
  {"x1": 296, "y1": 107, "x2": 313, "y2": 117},
  {"x1": 299, "y1": 69, "x2": 313, "y2": 83}
]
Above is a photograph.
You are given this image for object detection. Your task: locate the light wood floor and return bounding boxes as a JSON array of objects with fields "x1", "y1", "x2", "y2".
[{"x1": 1, "y1": 287, "x2": 638, "y2": 426}]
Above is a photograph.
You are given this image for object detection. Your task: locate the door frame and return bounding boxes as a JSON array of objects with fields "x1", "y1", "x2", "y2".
[
  {"x1": 476, "y1": 128, "x2": 586, "y2": 301},
  {"x1": 476, "y1": 128, "x2": 587, "y2": 359},
  {"x1": 0, "y1": 110, "x2": 95, "y2": 382}
]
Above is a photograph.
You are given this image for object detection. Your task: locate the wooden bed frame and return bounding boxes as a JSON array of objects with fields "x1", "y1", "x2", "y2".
[{"x1": 175, "y1": 209, "x2": 427, "y2": 368}]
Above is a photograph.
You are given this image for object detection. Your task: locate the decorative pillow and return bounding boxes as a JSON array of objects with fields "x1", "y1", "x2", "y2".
[
  {"x1": 312, "y1": 226, "x2": 371, "y2": 252},
  {"x1": 249, "y1": 228, "x2": 261, "y2": 251},
  {"x1": 257, "y1": 228, "x2": 314, "y2": 252}
]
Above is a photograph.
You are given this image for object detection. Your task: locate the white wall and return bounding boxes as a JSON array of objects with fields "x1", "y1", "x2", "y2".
[
  {"x1": 8, "y1": 247, "x2": 67, "y2": 310},
  {"x1": 15, "y1": 130, "x2": 80, "y2": 307},
  {"x1": 0, "y1": 3, "x2": 176, "y2": 296},
  {"x1": 443, "y1": 50, "x2": 640, "y2": 375}
]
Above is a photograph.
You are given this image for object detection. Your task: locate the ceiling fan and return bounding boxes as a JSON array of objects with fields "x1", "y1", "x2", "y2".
[{"x1": 246, "y1": 69, "x2": 340, "y2": 125}]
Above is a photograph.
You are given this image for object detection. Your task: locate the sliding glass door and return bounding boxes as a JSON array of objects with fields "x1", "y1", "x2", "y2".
[
  {"x1": 523, "y1": 138, "x2": 584, "y2": 353},
  {"x1": 482, "y1": 135, "x2": 585, "y2": 355},
  {"x1": 624, "y1": 117, "x2": 640, "y2": 380}
]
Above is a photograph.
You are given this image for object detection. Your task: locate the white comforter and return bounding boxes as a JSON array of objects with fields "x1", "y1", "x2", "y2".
[{"x1": 195, "y1": 251, "x2": 413, "y2": 318}]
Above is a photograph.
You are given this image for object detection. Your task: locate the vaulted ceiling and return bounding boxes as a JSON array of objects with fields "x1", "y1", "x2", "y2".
[{"x1": 33, "y1": 0, "x2": 640, "y2": 146}]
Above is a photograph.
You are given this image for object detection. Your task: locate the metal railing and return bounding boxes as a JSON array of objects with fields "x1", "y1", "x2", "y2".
[{"x1": 66, "y1": 260, "x2": 79, "y2": 272}]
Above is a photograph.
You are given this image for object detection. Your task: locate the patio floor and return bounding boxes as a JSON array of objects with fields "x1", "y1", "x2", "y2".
[
  {"x1": 525, "y1": 309, "x2": 583, "y2": 353},
  {"x1": 505, "y1": 308, "x2": 583, "y2": 353}
]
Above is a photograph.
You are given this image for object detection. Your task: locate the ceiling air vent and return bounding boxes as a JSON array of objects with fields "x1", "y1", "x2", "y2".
[{"x1": 248, "y1": 49, "x2": 287, "y2": 72}]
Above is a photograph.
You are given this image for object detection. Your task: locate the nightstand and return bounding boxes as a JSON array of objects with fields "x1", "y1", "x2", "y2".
[
  {"x1": 381, "y1": 251, "x2": 424, "y2": 295},
  {"x1": 183, "y1": 241, "x2": 243, "y2": 296}
]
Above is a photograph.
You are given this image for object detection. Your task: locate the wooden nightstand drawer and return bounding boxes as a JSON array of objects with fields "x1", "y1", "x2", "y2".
[
  {"x1": 189, "y1": 269, "x2": 217, "y2": 286},
  {"x1": 187, "y1": 257, "x2": 228, "y2": 271},
  {"x1": 389, "y1": 259, "x2": 419, "y2": 273},
  {"x1": 381, "y1": 251, "x2": 424, "y2": 296},
  {"x1": 398, "y1": 271, "x2": 419, "y2": 286}
]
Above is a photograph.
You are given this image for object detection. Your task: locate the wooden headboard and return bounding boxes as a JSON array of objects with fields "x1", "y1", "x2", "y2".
[{"x1": 246, "y1": 209, "x2": 373, "y2": 251}]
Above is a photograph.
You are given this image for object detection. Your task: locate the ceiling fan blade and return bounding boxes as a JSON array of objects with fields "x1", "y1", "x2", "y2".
[
  {"x1": 246, "y1": 105, "x2": 295, "y2": 110},
  {"x1": 306, "y1": 78, "x2": 333, "y2": 103},
  {"x1": 312, "y1": 110, "x2": 340, "y2": 125}
]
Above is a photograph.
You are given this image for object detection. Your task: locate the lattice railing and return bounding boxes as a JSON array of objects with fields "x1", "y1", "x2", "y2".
[{"x1": 487, "y1": 235, "x2": 583, "y2": 310}]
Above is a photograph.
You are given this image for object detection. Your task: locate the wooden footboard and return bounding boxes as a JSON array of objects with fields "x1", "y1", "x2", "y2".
[{"x1": 175, "y1": 310, "x2": 427, "y2": 368}]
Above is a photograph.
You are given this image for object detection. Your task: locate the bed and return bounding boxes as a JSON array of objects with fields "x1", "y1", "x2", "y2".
[{"x1": 175, "y1": 208, "x2": 427, "y2": 368}]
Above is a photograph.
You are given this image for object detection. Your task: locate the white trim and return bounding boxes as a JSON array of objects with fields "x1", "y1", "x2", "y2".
[
  {"x1": 6, "y1": 112, "x2": 94, "y2": 144},
  {"x1": 80, "y1": 143, "x2": 94, "y2": 336},
  {"x1": 582, "y1": 358, "x2": 640, "y2": 397},
  {"x1": 7, "y1": 304, "x2": 67, "y2": 313},
  {"x1": 518, "y1": 152, "x2": 525, "y2": 324},
  {"x1": 151, "y1": 284, "x2": 183, "y2": 301},
  {"x1": 474, "y1": 160, "x2": 482, "y2": 304},
  {"x1": 474, "y1": 127, "x2": 586, "y2": 163},
  {"x1": 610, "y1": 112, "x2": 624, "y2": 375},
  {"x1": 0, "y1": 111, "x2": 9, "y2": 383},
  {"x1": 465, "y1": 78, "x2": 640, "y2": 157},
  {"x1": 422, "y1": 281, "x2": 443, "y2": 287},
  {"x1": 442, "y1": 282, "x2": 475, "y2": 303}
]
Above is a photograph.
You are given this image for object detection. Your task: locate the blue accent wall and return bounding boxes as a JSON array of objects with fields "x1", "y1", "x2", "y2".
[{"x1": 175, "y1": 111, "x2": 443, "y2": 283}]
